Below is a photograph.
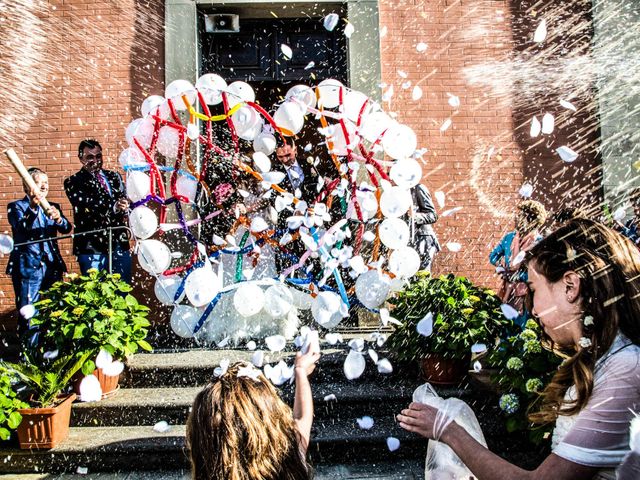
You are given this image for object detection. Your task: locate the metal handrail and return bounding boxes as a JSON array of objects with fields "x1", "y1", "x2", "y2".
[{"x1": 11, "y1": 225, "x2": 133, "y2": 275}]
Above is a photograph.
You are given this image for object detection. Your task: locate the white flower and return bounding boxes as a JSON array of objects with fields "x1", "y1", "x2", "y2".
[
  {"x1": 578, "y1": 337, "x2": 592, "y2": 349},
  {"x1": 583, "y1": 315, "x2": 594, "y2": 327},
  {"x1": 237, "y1": 364, "x2": 262, "y2": 382}
]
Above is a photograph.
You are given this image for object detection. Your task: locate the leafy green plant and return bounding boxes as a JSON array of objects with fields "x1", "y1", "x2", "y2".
[
  {"x1": 1, "y1": 351, "x2": 93, "y2": 408},
  {"x1": 0, "y1": 368, "x2": 29, "y2": 440},
  {"x1": 486, "y1": 318, "x2": 562, "y2": 444},
  {"x1": 30, "y1": 269, "x2": 152, "y2": 370},
  {"x1": 386, "y1": 273, "x2": 510, "y2": 361}
]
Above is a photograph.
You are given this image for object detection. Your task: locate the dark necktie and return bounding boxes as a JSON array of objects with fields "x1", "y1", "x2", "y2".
[{"x1": 96, "y1": 171, "x2": 112, "y2": 196}]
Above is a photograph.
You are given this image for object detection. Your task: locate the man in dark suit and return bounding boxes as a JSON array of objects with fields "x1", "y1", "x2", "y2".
[
  {"x1": 273, "y1": 140, "x2": 321, "y2": 272},
  {"x1": 409, "y1": 184, "x2": 440, "y2": 272},
  {"x1": 7, "y1": 168, "x2": 72, "y2": 335},
  {"x1": 64, "y1": 139, "x2": 131, "y2": 283}
]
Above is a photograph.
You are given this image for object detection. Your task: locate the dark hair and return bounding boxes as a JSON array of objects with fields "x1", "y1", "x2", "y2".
[
  {"x1": 27, "y1": 167, "x2": 45, "y2": 177},
  {"x1": 78, "y1": 139, "x2": 102, "y2": 158},
  {"x1": 186, "y1": 362, "x2": 312, "y2": 480},
  {"x1": 551, "y1": 207, "x2": 587, "y2": 225},
  {"x1": 516, "y1": 200, "x2": 547, "y2": 235},
  {"x1": 525, "y1": 218, "x2": 640, "y2": 424}
]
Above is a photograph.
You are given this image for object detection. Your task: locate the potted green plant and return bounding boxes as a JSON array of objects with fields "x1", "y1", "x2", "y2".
[
  {"x1": 485, "y1": 318, "x2": 562, "y2": 444},
  {"x1": 0, "y1": 367, "x2": 29, "y2": 442},
  {"x1": 30, "y1": 269, "x2": 152, "y2": 397},
  {"x1": 386, "y1": 272, "x2": 510, "y2": 384},
  {"x1": 1, "y1": 351, "x2": 92, "y2": 449}
]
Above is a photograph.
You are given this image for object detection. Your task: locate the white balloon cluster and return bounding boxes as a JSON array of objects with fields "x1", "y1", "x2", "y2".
[{"x1": 122, "y1": 73, "x2": 426, "y2": 342}]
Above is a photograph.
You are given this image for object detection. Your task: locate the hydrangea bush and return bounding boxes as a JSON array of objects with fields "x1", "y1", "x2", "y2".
[{"x1": 487, "y1": 319, "x2": 562, "y2": 444}]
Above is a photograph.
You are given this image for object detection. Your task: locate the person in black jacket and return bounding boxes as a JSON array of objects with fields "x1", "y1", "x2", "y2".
[
  {"x1": 7, "y1": 168, "x2": 72, "y2": 335},
  {"x1": 409, "y1": 184, "x2": 440, "y2": 272},
  {"x1": 64, "y1": 139, "x2": 131, "y2": 283}
]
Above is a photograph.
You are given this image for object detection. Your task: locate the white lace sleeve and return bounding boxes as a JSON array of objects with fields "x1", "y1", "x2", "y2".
[{"x1": 553, "y1": 344, "x2": 640, "y2": 467}]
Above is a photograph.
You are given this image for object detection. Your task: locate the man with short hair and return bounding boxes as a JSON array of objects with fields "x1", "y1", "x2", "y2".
[
  {"x1": 7, "y1": 167, "x2": 71, "y2": 335},
  {"x1": 64, "y1": 139, "x2": 131, "y2": 283}
]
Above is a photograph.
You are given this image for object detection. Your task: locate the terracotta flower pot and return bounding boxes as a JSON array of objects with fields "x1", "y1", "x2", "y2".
[
  {"x1": 17, "y1": 393, "x2": 76, "y2": 449},
  {"x1": 420, "y1": 354, "x2": 469, "y2": 385}
]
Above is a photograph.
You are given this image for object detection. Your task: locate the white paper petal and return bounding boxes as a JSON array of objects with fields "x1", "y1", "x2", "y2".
[
  {"x1": 533, "y1": 19, "x2": 547, "y2": 43},
  {"x1": 246, "y1": 341, "x2": 257, "y2": 351},
  {"x1": 102, "y1": 360, "x2": 124, "y2": 377},
  {"x1": 541, "y1": 113, "x2": 555, "y2": 134},
  {"x1": 280, "y1": 44, "x2": 293, "y2": 60},
  {"x1": 446, "y1": 242, "x2": 462, "y2": 252},
  {"x1": 357, "y1": 416, "x2": 374, "y2": 430},
  {"x1": 344, "y1": 23, "x2": 355, "y2": 38},
  {"x1": 560, "y1": 99, "x2": 577, "y2": 112},
  {"x1": 613, "y1": 207, "x2": 627, "y2": 222},
  {"x1": 368, "y1": 349, "x2": 379, "y2": 364},
  {"x1": 416, "y1": 312, "x2": 433, "y2": 337},
  {"x1": 556, "y1": 146, "x2": 578, "y2": 163},
  {"x1": 265, "y1": 334, "x2": 287, "y2": 352},
  {"x1": 512, "y1": 250, "x2": 526, "y2": 266},
  {"x1": 79, "y1": 375, "x2": 102, "y2": 402},
  {"x1": 348, "y1": 338, "x2": 365, "y2": 352},
  {"x1": 325, "y1": 333, "x2": 343, "y2": 345},
  {"x1": 447, "y1": 94, "x2": 460, "y2": 108},
  {"x1": 377, "y1": 358, "x2": 393, "y2": 374},
  {"x1": 387, "y1": 437, "x2": 401, "y2": 451},
  {"x1": 412, "y1": 86, "x2": 423, "y2": 101},
  {"x1": 441, "y1": 207, "x2": 462, "y2": 217},
  {"x1": 95, "y1": 349, "x2": 113, "y2": 370},
  {"x1": 530, "y1": 116, "x2": 541, "y2": 138},
  {"x1": 323, "y1": 13, "x2": 339, "y2": 32},
  {"x1": 519, "y1": 183, "x2": 533, "y2": 198},
  {"x1": 434, "y1": 191, "x2": 446, "y2": 208},
  {"x1": 471, "y1": 343, "x2": 487, "y2": 354},
  {"x1": 344, "y1": 350, "x2": 366, "y2": 380},
  {"x1": 153, "y1": 421, "x2": 171, "y2": 433},
  {"x1": 500, "y1": 303, "x2": 519, "y2": 320},
  {"x1": 251, "y1": 351, "x2": 265, "y2": 368},
  {"x1": 440, "y1": 118, "x2": 452, "y2": 132},
  {"x1": 324, "y1": 393, "x2": 337, "y2": 402},
  {"x1": 416, "y1": 42, "x2": 428, "y2": 52},
  {"x1": 473, "y1": 361, "x2": 482, "y2": 372}
]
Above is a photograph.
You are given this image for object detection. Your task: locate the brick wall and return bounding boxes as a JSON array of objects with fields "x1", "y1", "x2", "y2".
[
  {"x1": 0, "y1": 0, "x2": 164, "y2": 332},
  {"x1": 379, "y1": 0, "x2": 524, "y2": 287}
]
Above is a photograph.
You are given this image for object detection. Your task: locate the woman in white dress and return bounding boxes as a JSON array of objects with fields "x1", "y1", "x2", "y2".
[{"x1": 398, "y1": 218, "x2": 640, "y2": 479}]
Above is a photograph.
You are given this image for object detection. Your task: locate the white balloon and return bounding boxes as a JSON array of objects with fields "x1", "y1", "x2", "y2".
[
  {"x1": 253, "y1": 132, "x2": 277, "y2": 156},
  {"x1": 359, "y1": 111, "x2": 393, "y2": 143},
  {"x1": 126, "y1": 171, "x2": 151, "y2": 202},
  {"x1": 379, "y1": 218, "x2": 410, "y2": 249},
  {"x1": 125, "y1": 117, "x2": 155, "y2": 150},
  {"x1": 389, "y1": 247, "x2": 421, "y2": 279},
  {"x1": 265, "y1": 334, "x2": 287, "y2": 352},
  {"x1": 137, "y1": 239, "x2": 172, "y2": 274},
  {"x1": 118, "y1": 147, "x2": 147, "y2": 168},
  {"x1": 317, "y1": 79, "x2": 344, "y2": 109},
  {"x1": 156, "y1": 125, "x2": 180, "y2": 158},
  {"x1": 285, "y1": 84, "x2": 316, "y2": 109},
  {"x1": 343, "y1": 90, "x2": 371, "y2": 123},
  {"x1": 382, "y1": 123, "x2": 417, "y2": 159},
  {"x1": 176, "y1": 175, "x2": 198, "y2": 203},
  {"x1": 389, "y1": 158, "x2": 422, "y2": 188},
  {"x1": 165, "y1": 79, "x2": 196, "y2": 111},
  {"x1": 355, "y1": 270, "x2": 391, "y2": 309},
  {"x1": 196, "y1": 73, "x2": 227, "y2": 105},
  {"x1": 344, "y1": 350, "x2": 366, "y2": 380},
  {"x1": 154, "y1": 275, "x2": 185, "y2": 305},
  {"x1": 0, "y1": 234, "x2": 14, "y2": 255},
  {"x1": 129, "y1": 206, "x2": 158, "y2": 239},
  {"x1": 231, "y1": 105, "x2": 264, "y2": 141},
  {"x1": 185, "y1": 267, "x2": 219, "y2": 307},
  {"x1": 326, "y1": 121, "x2": 359, "y2": 156},
  {"x1": 311, "y1": 291, "x2": 346, "y2": 328},
  {"x1": 289, "y1": 287, "x2": 313, "y2": 310},
  {"x1": 170, "y1": 305, "x2": 202, "y2": 338},
  {"x1": 140, "y1": 95, "x2": 165, "y2": 117},
  {"x1": 226, "y1": 81, "x2": 255, "y2": 108},
  {"x1": 379, "y1": 186, "x2": 412, "y2": 218},
  {"x1": 264, "y1": 284, "x2": 293, "y2": 318},
  {"x1": 273, "y1": 101, "x2": 305, "y2": 135},
  {"x1": 234, "y1": 283, "x2": 265, "y2": 317}
]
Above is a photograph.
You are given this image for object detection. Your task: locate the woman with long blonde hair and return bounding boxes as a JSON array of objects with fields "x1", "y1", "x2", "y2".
[
  {"x1": 399, "y1": 218, "x2": 640, "y2": 479},
  {"x1": 187, "y1": 337, "x2": 320, "y2": 480}
]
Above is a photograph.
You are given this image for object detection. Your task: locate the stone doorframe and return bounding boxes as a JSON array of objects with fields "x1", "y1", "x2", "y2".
[{"x1": 165, "y1": 0, "x2": 381, "y2": 99}]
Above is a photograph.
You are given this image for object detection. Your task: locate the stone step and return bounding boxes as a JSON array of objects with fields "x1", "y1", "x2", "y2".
[
  {"x1": 122, "y1": 348, "x2": 406, "y2": 388},
  {"x1": 0, "y1": 415, "x2": 426, "y2": 474},
  {"x1": 70, "y1": 379, "x2": 421, "y2": 427}
]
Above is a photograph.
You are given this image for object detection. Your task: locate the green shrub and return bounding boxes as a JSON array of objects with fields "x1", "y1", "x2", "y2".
[{"x1": 0, "y1": 368, "x2": 28, "y2": 440}]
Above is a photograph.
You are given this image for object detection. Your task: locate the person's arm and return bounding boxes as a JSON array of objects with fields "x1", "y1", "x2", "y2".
[
  {"x1": 48, "y1": 204, "x2": 72, "y2": 234},
  {"x1": 7, "y1": 200, "x2": 39, "y2": 236},
  {"x1": 292, "y1": 335, "x2": 321, "y2": 455},
  {"x1": 413, "y1": 185, "x2": 438, "y2": 225},
  {"x1": 489, "y1": 236, "x2": 505, "y2": 266},
  {"x1": 398, "y1": 403, "x2": 597, "y2": 480}
]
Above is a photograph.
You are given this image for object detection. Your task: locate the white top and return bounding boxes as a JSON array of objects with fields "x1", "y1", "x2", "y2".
[{"x1": 552, "y1": 334, "x2": 640, "y2": 479}]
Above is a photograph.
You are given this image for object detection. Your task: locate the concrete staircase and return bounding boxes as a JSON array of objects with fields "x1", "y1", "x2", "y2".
[{"x1": 0, "y1": 337, "x2": 549, "y2": 476}]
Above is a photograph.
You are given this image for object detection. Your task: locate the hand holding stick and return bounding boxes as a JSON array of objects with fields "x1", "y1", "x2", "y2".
[{"x1": 3, "y1": 148, "x2": 52, "y2": 212}]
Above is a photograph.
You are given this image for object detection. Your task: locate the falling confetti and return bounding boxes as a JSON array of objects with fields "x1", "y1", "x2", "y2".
[
  {"x1": 447, "y1": 94, "x2": 460, "y2": 108},
  {"x1": 541, "y1": 113, "x2": 555, "y2": 134},
  {"x1": 412, "y1": 86, "x2": 423, "y2": 101},
  {"x1": 519, "y1": 183, "x2": 534, "y2": 198},
  {"x1": 440, "y1": 118, "x2": 452, "y2": 132},
  {"x1": 500, "y1": 304, "x2": 519, "y2": 320},
  {"x1": 387, "y1": 437, "x2": 401, "y2": 451},
  {"x1": 416, "y1": 42, "x2": 428, "y2": 52},
  {"x1": 280, "y1": 44, "x2": 293, "y2": 60},
  {"x1": 533, "y1": 19, "x2": 547, "y2": 43},
  {"x1": 357, "y1": 416, "x2": 375, "y2": 429},
  {"x1": 344, "y1": 22, "x2": 355, "y2": 38},
  {"x1": 446, "y1": 242, "x2": 462, "y2": 252},
  {"x1": 416, "y1": 312, "x2": 433, "y2": 337},
  {"x1": 560, "y1": 99, "x2": 577, "y2": 111},
  {"x1": 530, "y1": 116, "x2": 541, "y2": 137},
  {"x1": 556, "y1": 145, "x2": 579, "y2": 163},
  {"x1": 441, "y1": 207, "x2": 463, "y2": 217},
  {"x1": 323, "y1": 13, "x2": 339, "y2": 32},
  {"x1": 434, "y1": 191, "x2": 446, "y2": 208}
]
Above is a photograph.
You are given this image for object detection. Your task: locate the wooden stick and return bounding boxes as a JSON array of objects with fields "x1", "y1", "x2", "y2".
[{"x1": 3, "y1": 148, "x2": 52, "y2": 211}]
